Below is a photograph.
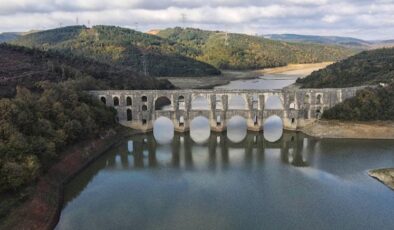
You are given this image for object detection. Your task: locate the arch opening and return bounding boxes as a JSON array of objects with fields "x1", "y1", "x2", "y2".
[
  {"x1": 142, "y1": 105, "x2": 148, "y2": 111},
  {"x1": 316, "y1": 94, "x2": 322, "y2": 104},
  {"x1": 155, "y1": 96, "x2": 172, "y2": 111},
  {"x1": 265, "y1": 95, "x2": 284, "y2": 110},
  {"x1": 153, "y1": 117, "x2": 174, "y2": 145},
  {"x1": 227, "y1": 116, "x2": 247, "y2": 143},
  {"x1": 192, "y1": 96, "x2": 210, "y2": 110},
  {"x1": 289, "y1": 102, "x2": 296, "y2": 109},
  {"x1": 113, "y1": 97, "x2": 119, "y2": 106},
  {"x1": 316, "y1": 108, "x2": 322, "y2": 119},
  {"x1": 141, "y1": 96, "x2": 147, "y2": 102},
  {"x1": 304, "y1": 94, "x2": 310, "y2": 104},
  {"x1": 216, "y1": 115, "x2": 221, "y2": 126},
  {"x1": 127, "y1": 109, "x2": 132, "y2": 121},
  {"x1": 190, "y1": 116, "x2": 210, "y2": 144},
  {"x1": 126, "y1": 96, "x2": 132, "y2": 106},
  {"x1": 263, "y1": 115, "x2": 283, "y2": 142},
  {"x1": 179, "y1": 116, "x2": 185, "y2": 127},
  {"x1": 178, "y1": 96, "x2": 185, "y2": 110},
  {"x1": 228, "y1": 95, "x2": 247, "y2": 110},
  {"x1": 100, "y1": 96, "x2": 106, "y2": 105}
]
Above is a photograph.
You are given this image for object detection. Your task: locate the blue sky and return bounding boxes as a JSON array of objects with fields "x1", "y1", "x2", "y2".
[{"x1": 0, "y1": 0, "x2": 393, "y2": 40}]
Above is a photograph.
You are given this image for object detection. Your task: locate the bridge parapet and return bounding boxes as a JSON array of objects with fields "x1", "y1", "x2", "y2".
[{"x1": 90, "y1": 87, "x2": 362, "y2": 132}]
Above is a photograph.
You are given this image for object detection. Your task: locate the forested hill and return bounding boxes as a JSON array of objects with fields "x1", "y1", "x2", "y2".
[
  {"x1": 264, "y1": 34, "x2": 370, "y2": 49},
  {"x1": 10, "y1": 26, "x2": 220, "y2": 77},
  {"x1": 156, "y1": 27, "x2": 357, "y2": 70},
  {"x1": 0, "y1": 44, "x2": 173, "y2": 98},
  {"x1": 297, "y1": 48, "x2": 394, "y2": 88}
]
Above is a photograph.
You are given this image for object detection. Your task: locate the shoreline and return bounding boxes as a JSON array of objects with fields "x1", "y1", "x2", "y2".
[
  {"x1": 368, "y1": 169, "x2": 394, "y2": 191},
  {"x1": 159, "y1": 62, "x2": 331, "y2": 89},
  {"x1": 2, "y1": 119, "x2": 394, "y2": 229},
  {"x1": 300, "y1": 120, "x2": 394, "y2": 140},
  {"x1": 0, "y1": 127, "x2": 142, "y2": 230}
]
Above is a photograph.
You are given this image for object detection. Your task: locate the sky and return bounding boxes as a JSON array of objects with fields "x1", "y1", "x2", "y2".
[{"x1": 0, "y1": 0, "x2": 393, "y2": 40}]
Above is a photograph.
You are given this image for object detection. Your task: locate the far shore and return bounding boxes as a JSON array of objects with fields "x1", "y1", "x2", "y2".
[
  {"x1": 301, "y1": 120, "x2": 394, "y2": 140},
  {"x1": 159, "y1": 62, "x2": 331, "y2": 89}
]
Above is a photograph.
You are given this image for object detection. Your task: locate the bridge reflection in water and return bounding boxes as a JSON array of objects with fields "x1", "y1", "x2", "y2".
[
  {"x1": 109, "y1": 132, "x2": 311, "y2": 171},
  {"x1": 64, "y1": 131, "x2": 318, "y2": 205}
]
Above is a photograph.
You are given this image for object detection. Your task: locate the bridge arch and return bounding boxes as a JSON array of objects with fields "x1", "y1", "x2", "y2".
[
  {"x1": 192, "y1": 95, "x2": 210, "y2": 110},
  {"x1": 227, "y1": 115, "x2": 247, "y2": 143},
  {"x1": 178, "y1": 95, "x2": 186, "y2": 110},
  {"x1": 113, "y1": 96, "x2": 120, "y2": 106},
  {"x1": 190, "y1": 116, "x2": 210, "y2": 144},
  {"x1": 228, "y1": 95, "x2": 247, "y2": 110},
  {"x1": 100, "y1": 96, "x2": 106, "y2": 105},
  {"x1": 265, "y1": 95, "x2": 284, "y2": 110},
  {"x1": 263, "y1": 115, "x2": 283, "y2": 142},
  {"x1": 155, "y1": 96, "x2": 172, "y2": 111},
  {"x1": 126, "y1": 96, "x2": 132, "y2": 106},
  {"x1": 316, "y1": 94, "x2": 322, "y2": 104},
  {"x1": 153, "y1": 117, "x2": 174, "y2": 144},
  {"x1": 126, "y1": 109, "x2": 132, "y2": 121}
]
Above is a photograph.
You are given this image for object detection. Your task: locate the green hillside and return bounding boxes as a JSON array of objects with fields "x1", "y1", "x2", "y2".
[
  {"x1": 157, "y1": 27, "x2": 357, "y2": 70},
  {"x1": 265, "y1": 34, "x2": 371, "y2": 49},
  {"x1": 323, "y1": 84, "x2": 394, "y2": 121},
  {"x1": 297, "y1": 48, "x2": 394, "y2": 88},
  {"x1": 10, "y1": 26, "x2": 220, "y2": 77},
  {"x1": 0, "y1": 44, "x2": 173, "y2": 98}
]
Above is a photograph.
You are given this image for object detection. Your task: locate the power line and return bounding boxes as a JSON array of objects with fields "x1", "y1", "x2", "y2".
[{"x1": 181, "y1": 13, "x2": 186, "y2": 28}]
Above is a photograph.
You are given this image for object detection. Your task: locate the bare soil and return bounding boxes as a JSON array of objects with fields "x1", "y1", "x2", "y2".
[
  {"x1": 301, "y1": 120, "x2": 394, "y2": 139},
  {"x1": 160, "y1": 62, "x2": 331, "y2": 89}
]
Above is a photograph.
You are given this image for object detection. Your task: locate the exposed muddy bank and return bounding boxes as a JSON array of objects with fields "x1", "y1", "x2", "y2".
[
  {"x1": 301, "y1": 120, "x2": 394, "y2": 140},
  {"x1": 160, "y1": 62, "x2": 331, "y2": 89},
  {"x1": 369, "y1": 169, "x2": 394, "y2": 190}
]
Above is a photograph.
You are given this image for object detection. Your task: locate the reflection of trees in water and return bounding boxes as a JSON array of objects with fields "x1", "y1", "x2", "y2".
[{"x1": 64, "y1": 132, "x2": 313, "y2": 205}]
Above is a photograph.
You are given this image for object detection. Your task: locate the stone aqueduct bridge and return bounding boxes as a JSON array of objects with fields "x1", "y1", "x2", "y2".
[{"x1": 89, "y1": 87, "x2": 360, "y2": 132}]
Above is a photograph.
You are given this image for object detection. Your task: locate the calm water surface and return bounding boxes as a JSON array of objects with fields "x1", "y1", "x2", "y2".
[
  {"x1": 215, "y1": 73, "x2": 301, "y2": 90},
  {"x1": 56, "y1": 132, "x2": 394, "y2": 230},
  {"x1": 56, "y1": 71, "x2": 394, "y2": 230}
]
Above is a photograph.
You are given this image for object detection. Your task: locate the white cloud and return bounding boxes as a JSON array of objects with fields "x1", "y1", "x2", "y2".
[{"x1": 0, "y1": 0, "x2": 393, "y2": 40}]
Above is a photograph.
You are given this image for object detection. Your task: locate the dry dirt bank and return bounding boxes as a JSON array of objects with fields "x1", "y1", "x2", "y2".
[
  {"x1": 301, "y1": 120, "x2": 394, "y2": 139},
  {"x1": 160, "y1": 62, "x2": 331, "y2": 89}
]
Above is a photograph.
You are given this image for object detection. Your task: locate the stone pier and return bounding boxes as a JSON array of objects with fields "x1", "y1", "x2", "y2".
[{"x1": 89, "y1": 87, "x2": 361, "y2": 133}]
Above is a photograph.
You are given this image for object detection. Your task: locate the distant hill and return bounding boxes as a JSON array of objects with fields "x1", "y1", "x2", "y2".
[
  {"x1": 10, "y1": 26, "x2": 221, "y2": 77},
  {"x1": 157, "y1": 27, "x2": 357, "y2": 70},
  {"x1": 0, "y1": 44, "x2": 174, "y2": 97},
  {"x1": 264, "y1": 34, "x2": 371, "y2": 49},
  {"x1": 297, "y1": 47, "x2": 394, "y2": 88},
  {"x1": 266, "y1": 34, "x2": 394, "y2": 50},
  {"x1": 0, "y1": 32, "x2": 21, "y2": 42}
]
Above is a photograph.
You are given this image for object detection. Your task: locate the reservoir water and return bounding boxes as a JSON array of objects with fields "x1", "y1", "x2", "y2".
[{"x1": 56, "y1": 68, "x2": 394, "y2": 230}]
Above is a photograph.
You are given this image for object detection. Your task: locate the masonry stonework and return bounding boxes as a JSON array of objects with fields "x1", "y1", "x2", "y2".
[{"x1": 89, "y1": 87, "x2": 362, "y2": 133}]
